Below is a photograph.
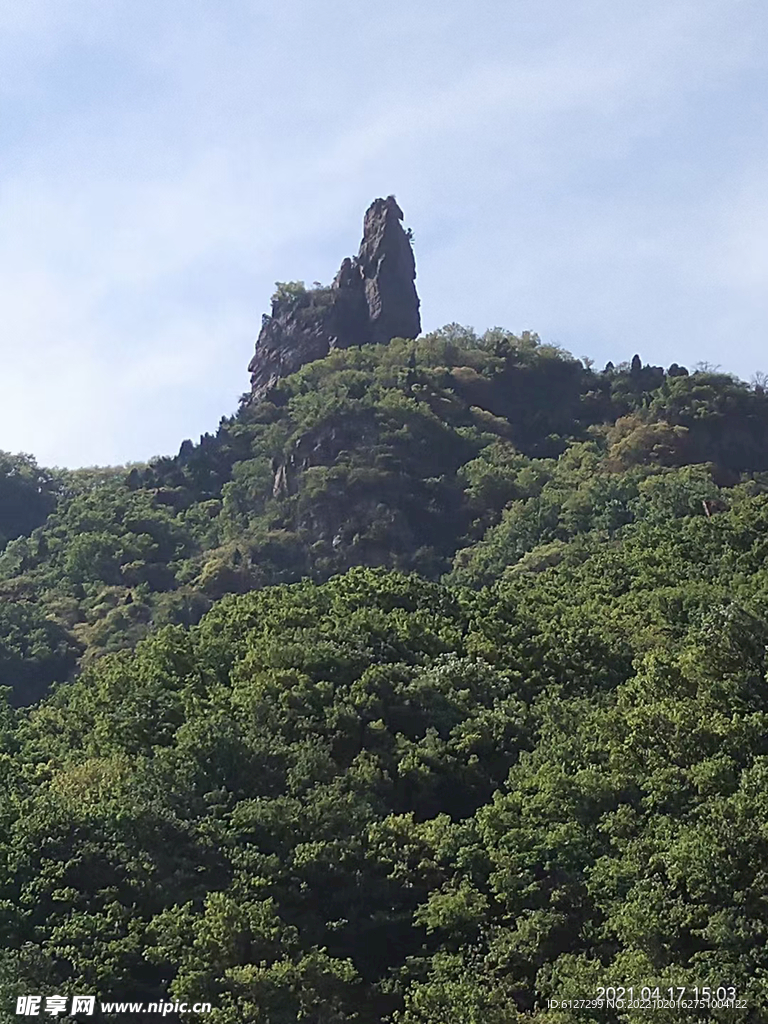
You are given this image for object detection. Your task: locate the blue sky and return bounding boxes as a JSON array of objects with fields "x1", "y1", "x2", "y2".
[{"x1": 2, "y1": 0, "x2": 767, "y2": 467}]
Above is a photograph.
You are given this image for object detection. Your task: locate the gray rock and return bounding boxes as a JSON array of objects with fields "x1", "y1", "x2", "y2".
[
  {"x1": 358, "y1": 196, "x2": 420, "y2": 346},
  {"x1": 248, "y1": 196, "x2": 420, "y2": 397}
]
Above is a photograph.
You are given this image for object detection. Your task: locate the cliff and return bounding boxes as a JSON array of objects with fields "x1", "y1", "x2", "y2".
[{"x1": 248, "y1": 196, "x2": 420, "y2": 397}]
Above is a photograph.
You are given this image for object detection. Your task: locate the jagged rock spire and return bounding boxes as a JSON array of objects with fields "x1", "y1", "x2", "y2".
[
  {"x1": 357, "y1": 196, "x2": 420, "y2": 345},
  {"x1": 248, "y1": 197, "x2": 421, "y2": 398}
]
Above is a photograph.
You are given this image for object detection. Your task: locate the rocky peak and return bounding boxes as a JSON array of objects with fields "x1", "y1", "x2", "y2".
[
  {"x1": 357, "y1": 196, "x2": 421, "y2": 345},
  {"x1": 248, "y1": 197, "x2": 420, "y2": 397}
]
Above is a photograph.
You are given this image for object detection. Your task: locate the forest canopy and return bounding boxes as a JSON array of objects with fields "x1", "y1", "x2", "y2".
[{"x1": 0, "y1": 327, "x2": 767, "y2": 1021}]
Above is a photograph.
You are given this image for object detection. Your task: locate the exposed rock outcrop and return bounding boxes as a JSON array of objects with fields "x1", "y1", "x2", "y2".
[
  {"x1": 357, "y1": 196, "x2": 421, "y2": 345},
  {"x1": 248, "y1": 196, "x2": 420, "y2": 397}
]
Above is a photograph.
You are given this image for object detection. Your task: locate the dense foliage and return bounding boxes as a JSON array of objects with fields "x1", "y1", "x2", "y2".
[
  {"x1": 1, "y1": 327, "x2": 768, "y2": 1020},
  {"x1": 5, "y1": 327, "x2": 768, "y2": 688}
]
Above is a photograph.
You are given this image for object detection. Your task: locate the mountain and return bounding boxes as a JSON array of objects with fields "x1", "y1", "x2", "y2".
[{"x1": 1, "y1": 204, "x2": 768, "y2": 1020}]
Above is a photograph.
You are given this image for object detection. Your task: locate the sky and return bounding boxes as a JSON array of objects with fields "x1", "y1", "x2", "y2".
[{"x1": 2, "y1": 0, "x2": 768, "y2": 467}]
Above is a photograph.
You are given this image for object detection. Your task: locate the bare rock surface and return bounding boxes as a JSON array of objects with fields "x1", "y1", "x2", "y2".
[{"x1": 248, "y1": 197, "x2": 420, "y2": 397}]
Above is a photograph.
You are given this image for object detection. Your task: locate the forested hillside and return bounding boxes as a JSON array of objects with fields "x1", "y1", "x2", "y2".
[{"x1": 1, "y1": 326, "x2": 768, "y2": 1021}]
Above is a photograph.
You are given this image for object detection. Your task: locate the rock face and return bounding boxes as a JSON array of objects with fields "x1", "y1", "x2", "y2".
[{"x1": 248, "y1": 196, "x2": 420, "y2": 397}]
